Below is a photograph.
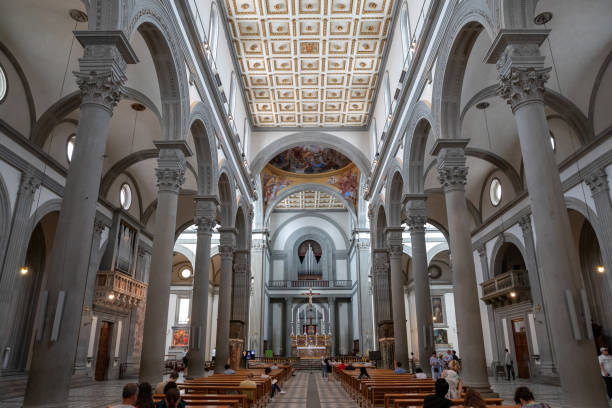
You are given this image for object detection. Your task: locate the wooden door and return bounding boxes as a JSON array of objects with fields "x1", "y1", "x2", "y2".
[
  {"x1": 95, "y1": 321, "x2": 113, "y2": 381},
  {"x1": 353, "y1": 339, "x2": 359, "y2": 355},
  {"x1": 511, "y1": 319, "x2": 530, "y2": 378}
]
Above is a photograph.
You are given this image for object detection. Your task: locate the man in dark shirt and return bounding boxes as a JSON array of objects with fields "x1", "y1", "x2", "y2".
[{"x1": 423, "y1": 379, "x2": 454, "y2": 408}]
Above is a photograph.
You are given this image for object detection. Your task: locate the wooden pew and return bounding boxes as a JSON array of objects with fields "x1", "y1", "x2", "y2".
[{"x1": 154, "y1": 394, "x2": 246, "y2": 408}]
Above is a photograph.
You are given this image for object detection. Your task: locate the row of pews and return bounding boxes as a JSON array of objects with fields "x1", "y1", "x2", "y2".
[
  {"x1": 335, "y1": 367, "x2": 518, "y2": 408},
  {"x1": 152, "y1": 365, "x2": 293, "y2": 408}
]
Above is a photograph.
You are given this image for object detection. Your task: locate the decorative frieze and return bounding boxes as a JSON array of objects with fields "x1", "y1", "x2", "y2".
[{"x1": 585, "y1": 168, "x2": 609, "y2": 197}]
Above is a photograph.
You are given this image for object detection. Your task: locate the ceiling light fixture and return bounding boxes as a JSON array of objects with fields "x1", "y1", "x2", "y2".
[
  {"x1": 510, "y1": 291, "x2": 517, "y2": 298},
  {"x1": 19, "y1": 266, "x2": 29, "y2": 276},
  {"x1": 596, "y1": 265, "x2": 605, "y2": 274}
]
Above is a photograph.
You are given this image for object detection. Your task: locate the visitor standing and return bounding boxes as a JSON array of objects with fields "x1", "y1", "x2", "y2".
[
  {"x1": 430, "y1": 352, "x2": 442, "y2": 379},
  {"x1": 442, "y1": 360, "x2": 462, "y2": 399},
  {"x1": 504, "y1": 348, "x2": 516, "y2": 381},
  {"x1": 358, "y1": 367, "x2": 370, "y2": 379},
  {"x1": 321, "y1": 357, "x2": 327, "y2": 378},
  {"x1": 599, "y1": 347, "x2": 612, "y2": 401}
]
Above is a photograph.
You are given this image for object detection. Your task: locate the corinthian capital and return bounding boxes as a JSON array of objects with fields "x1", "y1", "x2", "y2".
[
  {"x1": 219, "y1": 245, "x2": 234, "y2": 260},
  {"x1": 431, "y1": 139, "x2": 469, "y2": 193},
  {"x1": 404, "y1": 194, "x2": 427, "y2": 233},
  {"x1": 19, "y1": 171, "x2": 41, "y2": 198},
  {"x1": 73, "y1": 31, "x2": 138, "y2": 112},
  {"x1": 584, "y1": 168, "x2": 609, "y2": 197},
  {"x1": 437, "y1": 167, "x2": 468, "y2": 193},
  {"x1": 155, "y1": 168, "x2": 185, "y2": 194},
  {"x1": 194, "y1": 195, "x2": 219, "y2": 235},
  {"x1": 497, "y1": 64, "x2": 550, "y2": 112}
]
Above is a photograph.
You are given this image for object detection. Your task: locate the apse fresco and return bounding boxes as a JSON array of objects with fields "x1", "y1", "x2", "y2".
[
  {"x1": 269, "y1": 145, "x2": 352, "y2": 174},
  {"x1": 262, "y1": 163, "x2": 360, "y2": 210}
]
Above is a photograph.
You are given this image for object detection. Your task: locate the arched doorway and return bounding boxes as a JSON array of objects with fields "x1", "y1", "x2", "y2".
[
  {"x1": 567, "y1": 209, "x2": 610, "y2": 351},
  {"x1": 16, "y1": 211, "x2": 59, "y2": 371}
]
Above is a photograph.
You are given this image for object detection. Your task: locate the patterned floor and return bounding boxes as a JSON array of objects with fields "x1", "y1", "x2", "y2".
[{"x1": 0, "y1": 372, "x2": 609, "y2": 408}]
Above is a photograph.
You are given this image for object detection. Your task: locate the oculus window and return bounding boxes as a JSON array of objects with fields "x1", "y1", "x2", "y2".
[
  {"x1": 0, "y1": 64, "x2": 6, "y2": 102},
  {"x1": 180, "y1": 267, "x2": 192, "y2": 279},
  {"x1": 119, "y1": 183, "x2": 132, "y2": 210},
  {"x1": 490, "y1": 178, "x2": 502, "y2": 207},
  {"x1": 66, "y1": 134, "x2": 76, "y2": 163}
]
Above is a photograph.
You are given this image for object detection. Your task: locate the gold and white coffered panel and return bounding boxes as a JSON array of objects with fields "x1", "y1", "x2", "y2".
[
  {"x1": 224, "y1": 0, "x2": 395, "y2": 127},
  {"x1": 275, "y1": 190, "x2": 345, "y2": 209}
]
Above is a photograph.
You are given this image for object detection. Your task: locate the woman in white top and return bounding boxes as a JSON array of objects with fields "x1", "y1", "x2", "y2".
[{"x1": 442, "y1": 360, "x2": 462, "y2": 399}]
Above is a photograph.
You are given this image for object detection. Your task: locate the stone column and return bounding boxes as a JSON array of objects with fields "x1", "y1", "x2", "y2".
[
  {"x1": 328, "y1": 297, "x2": 336, "y2": 356},
  {"x1": 230, "y1": 249, "x2": 249, "y2": 368},
  {"x1": 284, "y1": 297, "x2": 293, "y2": 357},
  {"x1": 517, "y1": 214, "x2": 556, "y2": 376},
  {"x1": 585, "y1": 168, "x2": 612, "y2": 293},
  {"x1": 249, "y1": 229, "x2": 267, "y2": 355},
  {"x1": 431, "y1": 139, "x2": 493, "y2": 395},
  {"x1": 486, "y1": 33, "x2": 607, "y2": 405},
  {"x1": 372, "y1": 249, "x2": 394, "y2": 368},
  {"x1": 74, "y1": 218, "x2": 107, "y2": 376},
  {"x1": 386, "y1": 227, "x2": 409, "y2": 369},
  {"x1": 139, "y1": 141, "x2": 191, "y2": 384},
  {"x1": 404, "y1": 195, "x2": 435, "y2": 374},
  {"x1": 23, "y1": 32, "x2": 137, "y2": 408},
  {"x1": 354, "y1": 230, "x2": 374, "y2": 355},
  {"x1": 0, "y1": 170, "x2": 41, "y2": 371},
  {"x1": 214, "y1": 228, "x2": 235, "y2": 373},
  {"x1": 475, "y1": 244, "x2": 501, "y2": 366},
  {"x1": 186, "y1": 196, "x2": 217, "y2": 378}
]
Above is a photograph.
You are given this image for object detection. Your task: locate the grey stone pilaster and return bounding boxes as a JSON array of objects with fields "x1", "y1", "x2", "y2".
[
  {"x1": 328, "y1": 297, "x2": 336, "y2": 356},
  {"x1": 249, "y1": 230, "x2": 267, "y2": 355},
  {"x1": 285, "y1": 297, "x2": 293, "y2": 357},
  {"x1": 404, "y1": 194, "x2": 434, "y2": 374},
  {"x1": 386, "y1": 226, "x2": 409, "y2": 369},
  {"x1": 24, "y1": 31, "x2": 137, "y2": 408},
  {"x1": 432, "y1": 139, "x2": 494, "y2": 395},
  {"x1": 186, "y1": 196, "x2": 217, "y2": 378},
  {"x1": 585, "y1": 168, "x2": 612, "y2": 293},
  {"x1": 139, "y1": 141, "x2": 190, "y2": 384},
  {"x1": 214, "y1": 229, "x2": 236, "y2": 372},
  {"x1": 475, "y1": 244, "x2": 501, "y2": 367},
  {"x1": 487, "y1": 30, "x2": 607, "y2": 406},
  {"x1": 0, "y1": 170, "x2": 41, "y2": 371}
]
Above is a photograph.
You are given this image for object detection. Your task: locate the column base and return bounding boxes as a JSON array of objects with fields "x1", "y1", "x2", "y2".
[
  {"x1": 465, "y1": 382, "x2": 498, "y2": 398},
  {"x1": 229, "y1": 338, "x2": 244, "y2": 370},
  {"x1": 378, "y1": 320, "x2": 395, "y2": 369}
]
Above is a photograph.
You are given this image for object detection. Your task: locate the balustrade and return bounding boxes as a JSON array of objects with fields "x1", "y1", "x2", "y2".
[
  {"x1": 267, "y1": 279, "x2": 352, "y2": 289},
  {"x1": 480, "y1": 269, "x2": 530, "y2": 307},
  {"x1": 94, "y1": 270, "x2": 147, "y2": 311}
]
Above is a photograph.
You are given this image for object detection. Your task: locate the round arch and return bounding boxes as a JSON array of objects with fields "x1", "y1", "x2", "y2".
[
  {"x1": 270, "y1": 212, "x2": 350, "y2": 251},
  {"x1": 488, "y1": 232, "x2": 529, "y2": 277},
  {"x1": 385, "y1": 165, "x2": 404, "y2": 227},
  {"x1": 431, "y1": 0, "x2": 496, "y2": 142},
  {"x1": 0, "y1": 174, "x2": 12, "y2": 268},
  {"x1": 250, "y1": 132, "x2": 371, "y2": 177},
  {"x1": 403, "y1": 101, "x2": 436, "y2": 194},
  {"x1": 189, "y1": 103, "x2": 219, "y2": 195},
  {"x1": 217, "y1": 169, "x2": 236, "y2": 227},
  {"x1": 264, "y1": 183, "x2": 357, "y2": 226},
  {"x1": 284, "y1": 227, "x2": 337, "y2": 281}
]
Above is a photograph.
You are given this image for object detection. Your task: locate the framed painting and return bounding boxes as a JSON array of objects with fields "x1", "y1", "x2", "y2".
[
  {"x1": 172, "y1": 327, "x2": 189, "y2": 347},
  {"x1": 431, "y1": 296, "x2": 445, "y2": 325}
]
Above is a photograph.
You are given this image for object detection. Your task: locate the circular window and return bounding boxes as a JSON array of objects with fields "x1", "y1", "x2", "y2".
[
  {"x1": 428, "y1": 265, "x2": 442, "y2": 279},
  {"x1": 66, "y1": 134, "x2": 76, "y2": 163},
  {"x1": 119, "y1": 183, "x2": 132, "y2": 210},
  {"x1": 549, "y1": 132, "x2": 556, "y2": 151},
  {"x1": 180, "y1": 268, "x2": 192, "y2": 279},
  {"x1": 0, "y1": 64, "x2": 7, "y2": 103},
  {"x1": 489, "y1": 178, "x2": 502, "y2": 207}
]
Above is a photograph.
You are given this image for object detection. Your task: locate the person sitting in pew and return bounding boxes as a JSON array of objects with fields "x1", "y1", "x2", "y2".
[
  {"x1": 135, "y1": 382, "x2": 155, "y2": 408},
  {"x1": 357, "y1": 366, "x2": 370, "y2": 379},
  {"x1": 110, "y1": 383, "x2": 139, "y2": 408},
  {"x1": 463, "y1": 388, "x2": 487, "y2": 408},
  {"x1": 239, "y1": 373, "x2": 257, "y2": 404},
  {"x1": 261, "y1": 367, "x2": 285, "y2": 397},
  {"x1": 423, "y1": 378, "x2": 454, "y2": 408},
  {"x1": 513, "y1": 386, "x2": 552, "y2": 408},
  {"x1": 338, "y1": 360, "x2": 346, "y2": 370},
  {"x1": 155, "y1": 387, "x2": 185, "y2": 408},
  {"x1": 224, "y1": 363, "x2": 235, "y2": 374},
  {"x1": 415, "y1": 367, "x2": 428, "y2": 379},
  {"x1": 154, "y1": 371, "x2": 179, "y2": 395},
  {"x1": 394, "y1": 361, "x2": 407, "y2": 374},
  {"x1": 270, "y1": 362, "x2": 279, "y2": 369},
  {"x1": 345, "y1": 362, "x2": 356, "y2": 370}
]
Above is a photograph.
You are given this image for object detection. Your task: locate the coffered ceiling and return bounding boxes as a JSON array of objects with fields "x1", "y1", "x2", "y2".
[
  {"x1": 223, "y1": 0, "x2": 395, "y2": 128},
  {"x1": 275, "y1": 190, "x2": 345, "y2": 209}
]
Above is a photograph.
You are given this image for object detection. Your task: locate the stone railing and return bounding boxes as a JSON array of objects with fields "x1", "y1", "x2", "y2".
[
  {"x1": 481, "y1": 269, "x2": 530, "y2": 307},
  {"x1": 268, "y1": 280, "x2": 353, "y2": 289},
  {"x1": 94, "y1": 270, "x2": 147, "y2": 312}
]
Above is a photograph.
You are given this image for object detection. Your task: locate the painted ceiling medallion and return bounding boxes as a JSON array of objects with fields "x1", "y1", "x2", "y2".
[
  {"x1": 223, "y1": 0, "x2": 394, "y2": 127},
  {"x1": 269, "y1": 145, "x2": 352, "y2": 174}
]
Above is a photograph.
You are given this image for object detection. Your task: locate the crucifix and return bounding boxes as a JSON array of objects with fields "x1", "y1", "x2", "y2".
[{"x1": 301, "y1": 287, "x2": 320, "y2": 325}]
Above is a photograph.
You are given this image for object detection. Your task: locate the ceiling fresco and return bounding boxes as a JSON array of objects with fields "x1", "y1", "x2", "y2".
[
  {"x1": 223, "y1": 0, "x2": 395, "y2": 127},
  {"x1": 262, "y1": 162, "x2": 359, "y2": 210},
  {"x1": 269, "y1": 145, "x2": 352, "y2": 174},
  {"x1": 275, "y1": 189, "x2": 346, "y2": 209}
]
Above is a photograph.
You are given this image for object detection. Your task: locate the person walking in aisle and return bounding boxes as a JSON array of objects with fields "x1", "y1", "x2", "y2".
[
  {"x1": 599, "y1": 347, "x2": 612, "y2": 402},
  {"x1": 504, "y1": 348, "x2": 516, "y2": 381}
]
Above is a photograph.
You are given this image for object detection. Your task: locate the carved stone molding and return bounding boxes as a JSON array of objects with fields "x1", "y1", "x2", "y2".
[
  {"x1": 518, "y1": 214, "x2": 532, "y2": 234},
  {"x1": 585, "y1": 168, "x2": 609, "y2": 197},
  {"x1": 498, "y1": 64, "x2": 551, "y2": 113},
  {"x1": 18, "y1": 172, "x2": 41, "y2": 198},
  {"x1": 431, "y1": 139, "x2": 470, "y2": 193},
  {"x1": 437, "y1": 166, "x2": 468, "y2": 193},
  {"x1": 219, "y1": 245, "x2": 234, "y2": 260},
  {"x1": 94, "y1": 219, "x2": 107, "y2": 236},
  {"x1": 388, "y1": 244, "x2": 404, "y2": 259},
  {"x1": 195, "y1": 216, "x2": 216, "y2": 235}
]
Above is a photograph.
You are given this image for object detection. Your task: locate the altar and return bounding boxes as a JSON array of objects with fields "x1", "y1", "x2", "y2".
[
  {"x1": 297, "y1": 345, "x2": 327, "y2": 358},
  {"x1": 291, "y1": 333, "x2": 331, "y2": 357}
]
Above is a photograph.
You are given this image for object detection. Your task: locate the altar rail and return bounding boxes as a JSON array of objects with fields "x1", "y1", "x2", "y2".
[{"x1": 268, "y1": 280, "x2": 352, "y2": 289}]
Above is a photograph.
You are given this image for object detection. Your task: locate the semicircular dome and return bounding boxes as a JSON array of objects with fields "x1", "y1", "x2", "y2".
[{"x1": 269, "y1": 145, "x2": 351, "y2": 174}]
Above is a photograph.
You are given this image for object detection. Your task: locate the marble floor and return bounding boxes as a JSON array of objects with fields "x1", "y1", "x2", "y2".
[{"x1": 0, "y1": 372, "x2": 610, "y2": 408}]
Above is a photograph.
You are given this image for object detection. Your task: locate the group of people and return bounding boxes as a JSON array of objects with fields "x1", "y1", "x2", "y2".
[
  {"x1": 110, "y1": 371, "x2": 185, "y2": 408},
  {"x1": 424, "y1": 379, "x2": 551, "y2": 408},
  {"x1": 430, "y1": 349, "x2": 460, "y2": 380}
]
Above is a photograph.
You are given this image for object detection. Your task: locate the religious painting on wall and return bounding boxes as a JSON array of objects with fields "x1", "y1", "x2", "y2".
[
  {"x1": 171, "y1": 328, "x2": 189, "y2": 347},
  {"x1": 434, "y1": 329, "x2": 448, "y2": 345},
  {"x1": 261, "y1": 163, "x2": 360, "y2": 210},
  {"x1": 270, "y1": 145, "x2": 351, "y2": 174},
  {"x1": 432, "y1": 296, "x2": 445, "y2": 324}
]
